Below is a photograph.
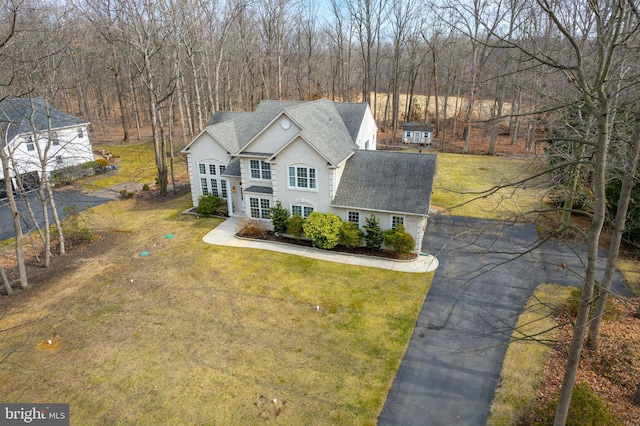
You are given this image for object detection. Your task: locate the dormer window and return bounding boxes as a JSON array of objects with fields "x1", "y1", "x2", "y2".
[{"x1": 250, "y1": 160, "x2": 271, "y2": 180}]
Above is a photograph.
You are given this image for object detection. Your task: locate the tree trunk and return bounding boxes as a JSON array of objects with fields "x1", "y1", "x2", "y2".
[
  {"x1": 108, "y1": 39, "x2": 129, "y2": 143},
  {"x1": 0, "y1": 263, "x2": 11, "y2": 295},
  {"x1": 633, "y1": 383, "x2": 640, "y2": 405},
  {"x1": 488, "y1": 80, "x2": 505, "y2": 155},
  {"x1": 0, "y1": 158, "x2": 28, "y2": 289},
  {"x1": 587, "y1": 105, "x2": 640, "y2": 350},
  {"x1": 554, "y1": 110, "x2": 610, "y2": 426}
]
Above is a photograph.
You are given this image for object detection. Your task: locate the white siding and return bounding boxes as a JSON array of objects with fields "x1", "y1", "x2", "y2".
[
  {"x1": 354, "y1": 104, "x2": 378, "y2": 150},
  {"x1": 5, "y1": 125, "x2": 93, "y2": 178}
]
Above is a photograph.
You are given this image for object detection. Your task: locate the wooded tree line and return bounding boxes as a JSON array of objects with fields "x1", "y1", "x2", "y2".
[
  {"x1": 0, "y1": 0, "x2": 572, "y2": 153},
  {"x1": 2, "y1": 0, "x2": 640, "y2": 424}
]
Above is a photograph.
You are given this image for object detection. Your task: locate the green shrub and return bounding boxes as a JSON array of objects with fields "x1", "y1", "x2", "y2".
[
  {"x1": 303, "y1": 212, "x2": 343, "y2": 249},
  {"x1": 563, "y1": 287, "x2": 619, "y2": 320},
  {"x1": 142, "y1": 183, "x2": 150, "y2": 191},
  {"x1": 531, "y1": 382, "x2": 620, "y2": 426},
  {"x1": 384, "y1": 223, "x2": 415, "y2": 254},
  {"x1": 61, "y1": 204, "x2": 93, "y2": 246},
  {"x1": 287, "y1": 215, "x2": 305, "y2": 242},
  {"x1": 339, "y1": 221, "x2": 364, "y2": 248},
  {"x1": 119, "y1": 189, "x2": 134, "y2": 199},
  {"x1": 196, "y1": 195, "x2": 222, "y2": 216},
  {"x1": 94, "y1": 158, "x2": 109, "y2": 169},
  {"x1": 269, "y1": 201, "x2": 290, "y2": 236},
  {"x1": 363, "y1": 215, "x2": 384, "y2": 250}
]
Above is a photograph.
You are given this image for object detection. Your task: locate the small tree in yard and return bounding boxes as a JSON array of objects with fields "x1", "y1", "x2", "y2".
[
  {"x1": 339, "y1": 221, "x2": 364, "y2": 248},
  {"x1": 303, "y1": 212, "x2": 343, "y2": 249},
  {"x1": 364, "y1": 215, "x2": 384, "y2": 250},
  {"x1": 287, "y1": 214, "x2": 305, "y2": 242},
  {"x1": 384, "y1": 223, "x2": 415, "y2": 254},
  {"x1": 269, "y1": 201, "x2": 290, "y2": 236}
]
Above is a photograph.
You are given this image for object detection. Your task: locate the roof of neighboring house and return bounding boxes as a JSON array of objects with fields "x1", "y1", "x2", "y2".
[
  {"x1": 0, "y1": 97, "x2": 88, "y2": 146},
  {"x1": 332, "y1": 150, "x2": 436, "y2": 216},
  {"x1": 198, "y1": 99, "x2": 367, "y2": 166},
  {"x1": 403, "y1": 122, "x2": 434, "y2": 132}
]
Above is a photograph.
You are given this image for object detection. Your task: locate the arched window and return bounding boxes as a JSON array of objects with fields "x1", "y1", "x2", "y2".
[{"x1": 198, "y1": 160, "x2": 228, "y2": 198}]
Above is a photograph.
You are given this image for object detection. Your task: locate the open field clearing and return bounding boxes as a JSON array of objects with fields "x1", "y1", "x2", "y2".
[
  {"x1": 0, "y1": 194, "x2": 431, "y2": 424},
  {"x1": 367, "y1": 92, "x2": 515, "y2": 123}
]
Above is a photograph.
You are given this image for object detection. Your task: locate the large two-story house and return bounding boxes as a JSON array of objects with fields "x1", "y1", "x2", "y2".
[
  {"x1": 183, "y1": 99, "x2": 436, "y2": 249},
  {"x1": 0, "y1": 97, "x2": 93, "y2": 191}
]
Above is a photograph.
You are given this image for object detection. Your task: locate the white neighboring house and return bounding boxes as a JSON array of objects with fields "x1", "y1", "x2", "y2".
[
  {"x1": 0, "y1": 97, "x2": 93, "y2": 192},
  {"x1": 183, "y1": 99, "x2": 436, "y2": 250}
]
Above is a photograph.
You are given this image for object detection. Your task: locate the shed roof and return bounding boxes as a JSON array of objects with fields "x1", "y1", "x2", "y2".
[
  {"x1": 403, "y1": 122, "x2": 434, "y2": 132},
  {"x1": 332, "y1": 150, "x2": 436, "y2": 216}
]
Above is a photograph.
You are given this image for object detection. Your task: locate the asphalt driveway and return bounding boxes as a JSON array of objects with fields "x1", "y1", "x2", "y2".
[
  {"x1": 378, "y1": 215, "x2": 632, "y2": 426},
  {"x1": 0, "y1": 188, "x2": 112, "y2": 241}
]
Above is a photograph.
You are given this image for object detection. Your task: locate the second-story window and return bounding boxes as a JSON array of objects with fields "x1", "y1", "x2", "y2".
[
  {"x1": 288, "y1": 166, "x2": 316, "y2": 189},
  {"x1": 51, "y1": 132, "x2": 60, "y2": 146},
  {"x1": 250, "y1": 160, "x2": 271, "y2": 180}
]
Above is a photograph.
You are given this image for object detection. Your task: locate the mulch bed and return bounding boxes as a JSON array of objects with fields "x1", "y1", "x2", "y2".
[{"x1": 236, "y1": 231, "x2": 418, "y2": 261}]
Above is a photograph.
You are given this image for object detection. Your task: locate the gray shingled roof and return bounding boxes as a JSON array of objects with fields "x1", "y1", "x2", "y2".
[
  {"x1": 403, "y1": 122, "x2": 434, "y2": 132},
  {"x1": 0, "y1": 97, "x2": 87, "y2": 146},
  {"x1": 332, "y1": 150, "x2": 436, "y2": 215},
  {"x1": 244, "y1": 185, "x2": 273, "y2": 194},
  {"x1": 285, "y1": 99, "x2": 357, "y2": 166},
  {"x1": 201, "y1": 99, "x2": 368, "y2": 166},
  {"x1": 334, "y1": 102, "x2": 370, "y2": 141},
  {"x1": 222, "y1": 158, "x2": 241, "y2": 177}
]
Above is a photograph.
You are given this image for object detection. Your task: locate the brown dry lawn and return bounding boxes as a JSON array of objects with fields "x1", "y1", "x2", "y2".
[{"x1": 0, "y1": 193, "x2": 431, "y2": 425}]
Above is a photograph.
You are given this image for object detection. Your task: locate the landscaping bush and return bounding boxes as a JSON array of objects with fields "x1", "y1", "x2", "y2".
[
  {"x1": 384, "y1": 223, "x2": 415, "y2": 254},
  {"x1": 237, "y1": 218, "x2": 268, "y2": 238},
  {"x1": 196, "y1": 195, "x2": 222, "y2": 216},
  {"x1": 339, "y1": 221, "x2": 364, "y2": 248},
  {"x1": 119, "y1": 189, "x2": 134, "y2": 199},
  {"x1": 269, "y1": 201, "x2": 290, "y2": 236},
  {"x1": 364, "y1": 215, "x2": 385, "y2": 250},
  {"x1": 94, "y1": 158, "x2": 110, "y2": 171},
  {"x1": 531, "y1": 382, "x2": 620, "y2": 426},
  {"x1": 287, "y1": 214, "x2": 305, "y2": 242},
  {"x1": 303, "y1": 212, "x2": 343, "y2": 249},
  {"x1": 60, "y1": 204, "x2": 93, "y2": 246},
  {"x1": 563, "y1": 287, "x2": 619, "y2": 320}
]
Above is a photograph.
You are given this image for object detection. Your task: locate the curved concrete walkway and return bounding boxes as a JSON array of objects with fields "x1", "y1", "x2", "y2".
[{"x1": 201, "y1": 216, "x2": 439, "y2": 273}]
